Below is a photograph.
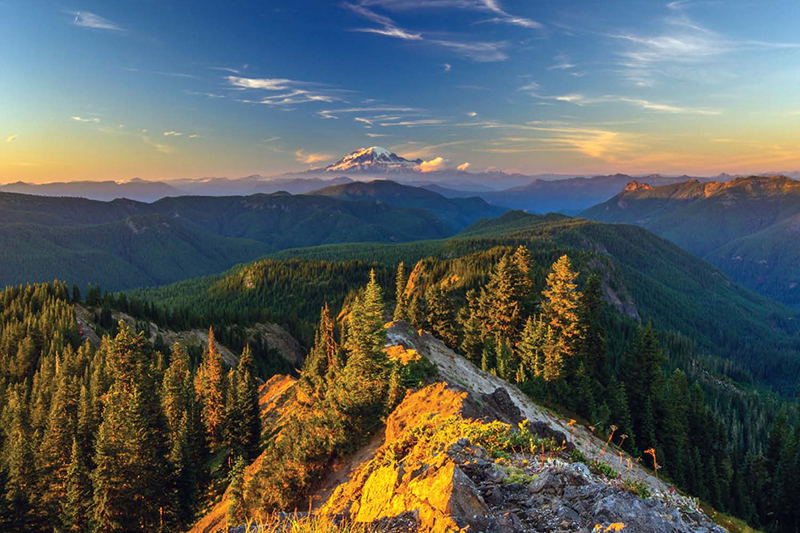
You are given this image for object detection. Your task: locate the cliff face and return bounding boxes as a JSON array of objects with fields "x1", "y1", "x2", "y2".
[{"x1": 194, "y1": 322, "x2": 728, "y2": 532}]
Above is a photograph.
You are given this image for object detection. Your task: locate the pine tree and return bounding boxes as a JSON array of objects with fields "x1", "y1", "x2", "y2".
[
  {"x1": 541, "y1": 325, "x2": 562, "y2": 382},
  {"x1": 576, "y1": 274, "x2": 608, "y2": 387},
  {"x1": 4, "y1": 390, "x2": 36, "y2": 530},
  {"x1": 235, "y1": 346, "x2": 260, "y2": 460},
  {"x1": 541, "y1": 255, "x2": 582, "y2": 364},
  {"x1": 425, "y1": 284, "x2": 458, "y2": 347},
  {"x1": 92, "y1": 324, "x2": 172, "y2": 532},
  {"x1": 479, "y1": 255, "x2": 521, "y2": 339},
  {"x1": 345, "y1": 270, "x2": 386, "y2": 359},
  {"x1": 511, "y1": 245, "x2": 534, "y2": 308},
  {"x1": 518, "y1": 316, "x2": 546, "y2": 379},
  {"x1": 59, "y1": 437, "x2": 91, "y2": 533},
  {"x1": 393, "y1": 262, "x2": 408, "y2": 322},
  {"x1": 196, "y1": 326, "x2": 227, "y2": 452},
  {"x1": 481, "y1": 337, "x2": 495, "y2": 373},
  {"x1": 338, "y1": 270, "x2": 390, "y2": 431},
  {"x1": 623, "y1": 322, "x2": 665, "y2": 452},
  {"x1": 407, "y1": 292, "x2": 425, "y2": 330},
  {"x1": 385, "y1": 364, "x2": 404, "y2": 411},
  {"x1": 458, "y1": 290, "x2": 483, "y2": 365},
  {"x1": 227, "y1": 455, "x2": 247, "y2": 527},
  {"x1": 161, "y1": 343, "x2": 200, "y2": 526},
  {"x1": 495, "y1": 335, "x2": 515, "y2": 382},
  {"x1": 39, "y1": 367, "x2": 80, "y2": 520}
]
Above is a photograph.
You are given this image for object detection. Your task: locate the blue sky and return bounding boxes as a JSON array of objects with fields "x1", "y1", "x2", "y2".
[{"x1": 3, "y1": 0, "x2": 800, "y2": 181}]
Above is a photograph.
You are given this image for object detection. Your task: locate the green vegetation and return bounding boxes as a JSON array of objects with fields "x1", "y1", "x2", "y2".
[
  {"x1": 130, "y1": 211, "x2": 800, "y2": 395},
  {"x1": 582, "y1": 175, "x2": 800, "y2": 307},
  {"x1": 0, "y1": 282, "x2": 261, "y2": 531},
  {"x1": 589, "y1": 461, "x2": 618, "y2": 480},
  {"x1": 0, "y1": 191, "x2": 458, "y2": 292},
  {"x1": 308, "y1": 178, "x2": 508, "y2": 232}
]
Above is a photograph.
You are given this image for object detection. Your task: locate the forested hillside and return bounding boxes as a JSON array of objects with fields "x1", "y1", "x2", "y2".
[
  {"x1": 308, "y1": 179, "x2": 508, "y2": 232},
  {"x1": 0, "y1": 191, "x2": 459, "y2": 291},
  {"x1": 582, "y1": 176, "x2": 800, "y2": 306},
  {"x1": 132, "y1": 211, "x2": 800, "y2": 396}
]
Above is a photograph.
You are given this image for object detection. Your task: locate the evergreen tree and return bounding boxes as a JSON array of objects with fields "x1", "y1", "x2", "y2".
[
  {"x1": 227, "y1": 455, "x2": 247, "y2": 527},
  {"x1": 518, "y1": 316, "x2": 545, "y2": 379},
  {"x1": 458, "y1": 290, "x2": 483, "y2": 365},
  {"x1": 338, "y1": 270, "x2": 390, "y2": 431},
  {"x1": 495, "y1": 335, "x2": 514, "y2": 382},
  {"x1": 3, "y1": 390, "x2": 36, "y2": 530},
  {"x1": 541, "y1": 255, "x2": 582, "y2": 365},
  {"x1": 425, "y1": 284, "x2": 458, "y2": 347},
  {"x1": 393, "y1": 262, "x2": 408, "y2": 322},
  {"x1": 196, "y1": 326, "x2": 227, "y2": 452},
  {"x1": 576, "y1": 274, "x2": 609, "y2": 388},
  {"x1": 234, "y1": 346, "x2": 260, "y2": 460},
  {"x1": 623, "y1": 322, "x2": 665, "y2": 451},
  {"x1": 479, "y1": 255, "x2": 521, "y2": 339},
  {"x1": 92, "y1": 324, "x2": 171, "y2": 533},
  {"x1": 407, "y1": 292, "x2": 425, "y2": 330},
  {"x1": 59, "y1": 437, "x2": 91, "y2": 533},
  {"x1": 71, "y1": 284, "x2": 81, "y2": 304}
]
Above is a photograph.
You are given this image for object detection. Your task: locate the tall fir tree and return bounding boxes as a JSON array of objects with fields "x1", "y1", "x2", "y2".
[
  {"x1": 59, "y1": 437, "x2": 91, "y2": 533},
  {"x1": 541, "y1": 255, "x2": 582, "y2": 365},
  {"x1": 234, "y1": 345, "x2": 261, "y2": 460},
  {"x1": 424, "y1": 284, "x2": 458, "y2": 347},
  {"x1": 393, "y1": 262, "x2": 408, "y2": 322},
  {"x1": 195, "y1": 326, "x2": 227, "y2": 452}
]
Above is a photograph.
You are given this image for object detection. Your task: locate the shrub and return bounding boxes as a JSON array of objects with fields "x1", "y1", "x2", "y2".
[{"x1": 589, "y1": 460, "x2": 618, "y2": 479}]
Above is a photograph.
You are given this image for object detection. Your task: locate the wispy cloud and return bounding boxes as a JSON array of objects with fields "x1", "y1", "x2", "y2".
[
  {"x1": 5, "y1": 134, "x2": 17, "y2": 143},
  {"x1": 344, "y1": 2, "x2": 511, "y2": 61},
  {"x1": 316, "y1": 105, "x2": 421, "y2": 120},
  {"x1": 344, "y1": 3, "x2": 422, "y2": 40},
  {"x1": 227, "y1": 76, "x2": 345, "y2": 106},
  {"x1": 295, "y1": 150, "x2": 334, "y2": 165},
  {"x1": 163, "y1": 131, "x2": 182, "y2": 136},
  {"x1": 443, "y1": 63, "x2": 452, "y2": 72},
  {"x1": 142, "y1": 134, "x2": 175, "y2": 154},
  {"x1": 358, "y1": 0, "x2": 542, "y2": 29},
  {"x1": 354, "y1": 117, "x2": 374, "y2": 126},
  {"x1": 379, "y1": 119, "x2": 444, "y2": 127},
  {"x1": 610, "y1": 2, "x2": 800, "y2": 86},
  {"x1": 547, "y1": 53, "x2": 575, "y2": 70},
  {"x1": 366, "y1": 133, "x2": 391, "y2": 137},
  {"x1": 68, "y1": 11, "x2": 123, "y2": 31},
  {"x1": 125, "y1": 67, "x2": 199, "y2": 80},
  {"x1": 429, "y1": 39, "x2": 508, "y2": 62},
  {"x1": 71, "y1": 116, "x2": 101, "y2": 123},
  {"x1": 525, "y1": 92, "x2": 721, "y2": 115},
  {"x1": 466, "y1": 111, "x2": 478, "y2": 117}
]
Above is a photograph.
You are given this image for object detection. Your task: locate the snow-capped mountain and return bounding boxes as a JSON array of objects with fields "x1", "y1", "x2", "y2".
[{"x1": 324, "y1": 147, "x2": 423, "y2": 174}]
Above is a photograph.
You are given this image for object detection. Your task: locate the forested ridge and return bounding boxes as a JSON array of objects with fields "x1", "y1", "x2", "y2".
[{"x1": 1, "y1": 211, "x2": 799, "y2": 532}]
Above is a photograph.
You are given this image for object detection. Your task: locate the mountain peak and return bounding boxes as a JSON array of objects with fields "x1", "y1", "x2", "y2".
[
  {"x1": 624, "y1": 180, "x2": 653, "y2": 192},
  {"x1": 324, "y1": 147, "x2": 423, "y2": 174}
]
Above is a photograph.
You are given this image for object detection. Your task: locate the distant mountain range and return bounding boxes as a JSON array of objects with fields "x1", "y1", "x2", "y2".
[
  {"x1": 419, "y1": 173, "x2": 723, "y2": 214},
  {"x1": 582, "y1": 175, "x2": 800, "y2": 307},
  {"x1": 0, "y1": 183, "x2": 503, "y2": 291},
  {"x1": 308, "y1": 179, "x2": 507, "y2": 232},
  {"x1": 4, "y1": 145, "x2": 775, "y2": 213}
]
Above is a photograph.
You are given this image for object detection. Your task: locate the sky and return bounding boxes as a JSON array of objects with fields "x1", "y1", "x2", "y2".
[{"x1": 3, "y1": 0, "x2": 800, "y2": 182}]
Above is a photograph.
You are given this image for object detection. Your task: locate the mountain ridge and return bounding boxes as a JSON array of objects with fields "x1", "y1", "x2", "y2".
[{"x1": 581, "y1": 175, "x2": 800, "y2": 305}]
